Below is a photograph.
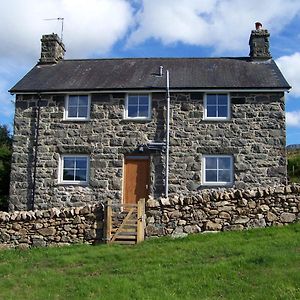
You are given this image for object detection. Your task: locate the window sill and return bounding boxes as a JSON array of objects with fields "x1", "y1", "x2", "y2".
[
  {"x1": 121, "y1": 118, "x2": 152, "y2": 123},
  {"x1": 202, "y1": 118, "x2": 231, "y2": 122},
  {"x1": 57, "y1": 182, "x2": 89, "y2": 186},
  {"x1": 62, "y1": 119, "x2": 91, "y2": 123},
  {"x1": 202, "y1": 182, "x2": 233, "y2": 187}
]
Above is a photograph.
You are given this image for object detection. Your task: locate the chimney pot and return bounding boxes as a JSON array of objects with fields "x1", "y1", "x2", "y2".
[
  {"x1": 255, "y1": 22, "x2": 262, "y2": 30},
  {"x1": 39, "y1": 33, "x2": 65, "y2": 64}
]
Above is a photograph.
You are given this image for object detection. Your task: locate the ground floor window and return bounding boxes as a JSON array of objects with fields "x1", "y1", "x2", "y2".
[
  {"x1": 59, "y1": 155, "x2": 89, "y2": 184},
  {"x1": 202, "y1": 155, "x2": 233, "y2": 186}
]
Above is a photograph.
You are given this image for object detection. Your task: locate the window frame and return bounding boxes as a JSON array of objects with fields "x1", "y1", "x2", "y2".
[
  {"x1": 58, "y1": 154, "x2": 90, "y2": 185},
  {"x1": 64, "y1": 94, "x2": 91, "y2": 121},
  {"x1": 124, "y1": 93, "x2": 152, "y2": 120},
  {"x1": 202, "y1": 155, "x2": 233, "y2": 186},
  {"x1": 203, "y1": 93, "x2": 231, "y2": 120}
]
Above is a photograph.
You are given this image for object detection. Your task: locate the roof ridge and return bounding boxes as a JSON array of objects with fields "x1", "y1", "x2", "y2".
[{"x1": 61, "y1": 57, "x2": 250, "y2": 62}]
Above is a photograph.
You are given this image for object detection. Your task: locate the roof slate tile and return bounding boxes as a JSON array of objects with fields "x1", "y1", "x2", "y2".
[{"x1": 10, "y1": 57, "x2": 290, "y2": 93}]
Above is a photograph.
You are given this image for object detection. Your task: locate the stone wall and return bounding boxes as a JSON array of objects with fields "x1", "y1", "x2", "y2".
[
  {"x1": 168, "y1": 92, "x2": 286, "y2": 193},
  {"x1": 0, "y1": 205, "x2": 104, "y2": 249},
  {"x1": 145, "y1": 185, "x2": 300, "y2": 237},
  {"x1": 10, "y1": 91, "x2": 286, "y2": 211},
  {"x1": 1, "y1": 185, "x2": 299, "y2": 249}
]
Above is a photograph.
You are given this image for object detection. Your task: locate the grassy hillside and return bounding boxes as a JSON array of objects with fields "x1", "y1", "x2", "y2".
[
  {"x1": 0, "y1": 224, "x2": 299, "y2": 300},
  {"x1": 287, "y1": 149, "x2": 300, "y2": 183}
]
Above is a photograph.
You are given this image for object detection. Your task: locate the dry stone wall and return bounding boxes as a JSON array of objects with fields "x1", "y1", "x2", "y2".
[
  {"x1": 1, "y1": 185, "x2": 299, "y2": 249},
  {"x1": 0, "y1": 205, "x2": 104, "y2": 249},
  {"x1": 145, "y1": 185, "x2": 300, "y2": 237}
]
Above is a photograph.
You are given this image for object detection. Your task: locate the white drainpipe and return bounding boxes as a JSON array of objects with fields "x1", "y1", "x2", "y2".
[{"x1": 165, "y1": 70, "x2": 170, "y2": 197}]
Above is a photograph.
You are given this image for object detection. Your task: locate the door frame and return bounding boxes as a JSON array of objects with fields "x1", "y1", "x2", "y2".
[{"x1": 122, "y1": 154, "x2": 150, "y2": 205}]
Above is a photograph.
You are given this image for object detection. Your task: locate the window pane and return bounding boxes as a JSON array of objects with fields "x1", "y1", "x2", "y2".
[
  {"x1": 78, "y1": 95, "x2": 88, "y2": 106},
  {"x1": 128, "y1": 96, "x2": 138, "y2": 105},
  {"x1": 218, "y1": 157, "x2": 231, "y2": 169},
  {"x1": 63, "y1": 169, "x2": 74, "y2": 181},
  {"x1": 68, "y1": 96, "x2": 78, "y2": 106},
  {"x1": 128, "y1": 105, "x2": 138, "y2": 117},
  {"x1": 78, "y1": 106, "x2": 88, "y2": 117},
  {"x1": 206, "y1": 170, "x2": 217, "y2": 182},
  {"x1": 64, "y1": 158, "x2": 75, "y2": 168},
  {"x1": 218, "y1": 95, "x2": 228, "y2": 105},
  {"x1": 218, "y1": 170, "x2": 231, "y2": 182},
  {"x1": 207, "y1": 105, "x2": 217, "y2": 117},
  {"x1": 207, "y1": 95, "x2": 217, "y2": 105},
  {"x1": 68, "y1": 107, "x2": 78, "y2": 118},
  {"x1": 206, "y1": 157, "x2": 217, "y2": 169},
  {"x1": 139, "y1": 96, "x2": 149, "y2": 105},
  {"x1": 75, "y1": 170, "x2": 87, "y2": 181},
  {"x1": 76, "y1": 158, "x2": 87, "y2": 169},
  {"x1": 218, "y1": 105, "x2": 228, "y2": 117},
  {"x1": 138, "y1": 105, "x2": 149, "y2": 117}
]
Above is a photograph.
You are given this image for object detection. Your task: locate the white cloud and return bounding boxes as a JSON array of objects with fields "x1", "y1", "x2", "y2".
[
  {"x1": 276, "y1": 52, "x2": 300, "y2": 97},
  {"x1": 127, "y1": 0, "x2": 300, "y2": 54},
  {"x1": 61, "y1": 0, "x2": 134, "y2": 57},
  {"x1": 0, "y1": 0, "x2": 133, "y2": 62},
  {"x1": 286, "y1": 111, "x2": 300, "y2": 127}
]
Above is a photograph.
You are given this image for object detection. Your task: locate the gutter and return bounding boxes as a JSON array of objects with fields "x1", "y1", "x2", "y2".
[{"x1": 9, "y1": 87, "x2": 291, "y2": 95}]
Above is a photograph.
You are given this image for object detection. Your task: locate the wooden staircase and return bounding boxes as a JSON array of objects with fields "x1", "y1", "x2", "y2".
[{"x1": 104, "y1": 199, "x2": 145, "y2": 245}]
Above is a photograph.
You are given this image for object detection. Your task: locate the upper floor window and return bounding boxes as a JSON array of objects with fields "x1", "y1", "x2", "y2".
[
  {"x1": 125, "y1": 94, "x2": 151, "y2": 120},
  {"x1": 204, "y1": 94, "x2": 230, "y2": 120},
  {"x1": 202, "y1": 155, "x2": 233, "y2": 186},
  {"x1": 59, "y1": 155, "x2": 89, "y2": 185},
  {"x1": 65, "y1": 95, "x2": 90, "y2": 120}
]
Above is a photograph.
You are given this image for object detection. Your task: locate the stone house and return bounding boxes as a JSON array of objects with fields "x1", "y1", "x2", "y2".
[{"x1": 9, "y1": 23, "x2": 290, "y2": 211}]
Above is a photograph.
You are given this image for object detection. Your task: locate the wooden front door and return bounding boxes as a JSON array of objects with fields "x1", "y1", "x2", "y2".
[{"x1": 124, "y1": 156, "x2": 150, "y2": 204}]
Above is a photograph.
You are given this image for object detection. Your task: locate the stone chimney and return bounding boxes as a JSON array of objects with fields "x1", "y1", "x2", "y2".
[
  {"x1": 249, "y1": 22, "x2": 271, "y2": 60},
  {"x1": 39, "y1": 33, "x2": 65, "y2": 64}
]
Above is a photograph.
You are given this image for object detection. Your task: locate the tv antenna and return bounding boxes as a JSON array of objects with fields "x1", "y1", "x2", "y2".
[{"x1": 44, "y1": 17, "x2": 64, "y2": 41}]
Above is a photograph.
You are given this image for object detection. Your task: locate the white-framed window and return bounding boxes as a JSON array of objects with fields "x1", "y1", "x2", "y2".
[
  {"x1": 64, "y1": 95, "x2": 91, "y2": 120},
  {"x1": 59, "y1": 155, "x2": 90, "y2": 185},
  {"x1": 204, "y1": 94, "x2": 230, "y2": 120},
  {"x1": 125, "y1": 94, "x2": 151, "y2": 119},
  {"x1": 202, "y1": 155, "x2": 233, "y2": 186}
]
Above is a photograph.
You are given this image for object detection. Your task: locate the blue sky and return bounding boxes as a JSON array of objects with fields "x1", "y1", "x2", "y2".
[{"x1": 0, "y1": 0, "x2": 300, "y2": 145}]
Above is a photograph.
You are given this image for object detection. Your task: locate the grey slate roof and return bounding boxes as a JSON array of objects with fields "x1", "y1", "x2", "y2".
[{"x1": 10, "y1": 57, "x2": 290, "y2": 93}]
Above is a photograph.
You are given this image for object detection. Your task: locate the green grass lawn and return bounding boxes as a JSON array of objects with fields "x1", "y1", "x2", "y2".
[{"x1": 0, "y1": 224, "x2": 299, "y2": 300}]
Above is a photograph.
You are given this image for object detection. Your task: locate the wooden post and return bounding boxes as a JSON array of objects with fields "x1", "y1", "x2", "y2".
[
  {"x1": 137, "y1": 198, "x2": 145, "y2": 243},
  {"x1": 105, "y1": 200, "x2": 112, "y2": 244}
]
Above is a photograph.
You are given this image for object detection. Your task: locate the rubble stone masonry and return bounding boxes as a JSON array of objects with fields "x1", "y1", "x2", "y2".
[
  {"x1": 9, "y1": 92, "x2": 286, "y2": 211},
  {"x1": 0, "y1": 185, "x2": 299, "y2": 249},
  {"x1": 145, "y1": 185, "x2": 299, "y2": 237}
]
